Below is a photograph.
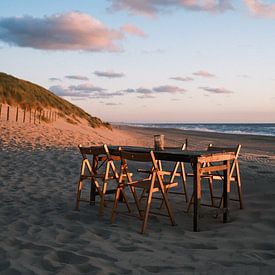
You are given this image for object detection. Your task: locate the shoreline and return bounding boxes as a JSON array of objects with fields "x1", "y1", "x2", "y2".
[{"x1": 115, "y1": 124, "x2": 275, "y2": 157}]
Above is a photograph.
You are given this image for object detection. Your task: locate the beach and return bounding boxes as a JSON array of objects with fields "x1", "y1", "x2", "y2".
[{"x1": 1, "y1": 120, "x2": 275, "y2": 274}]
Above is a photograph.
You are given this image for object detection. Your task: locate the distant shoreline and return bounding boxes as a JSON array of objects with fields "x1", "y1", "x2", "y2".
[
  {"x1": 115, "y1": 124, "x2": 275, "y2": 156},
  {"x1": 114, "y1": 122, "x2": 275, "y2": 138}
]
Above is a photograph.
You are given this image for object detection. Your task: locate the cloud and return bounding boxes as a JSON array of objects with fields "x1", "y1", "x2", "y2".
[
  {"x1": 68, "y1": 83, "x2": 105, "y2": 92},
  {"x1": 170, "y1": 76, "x2": 194, "y2": 81},
  {"x1": 108, "y1": 0, "x2": 234, "y2": 16},
  {"x1": 105, "y1": 102, "x2": 121, "y2": 106},
  {"x1": 94, "y1": 70, "x2": 125, "y2": 78},
  {"x1": 137, "y1": 94, "x2": 156, "y2": 99},
  {"x1": 49, "y1": 77, "x2": 62, "y2": 82},
  {"x1": 50, "y1": 83, "x2": 124, "y2": 99},
  {"x1": 50, "y1": 85, "x2": 84, "y2": 97},
  {"x1": 0, "y1": 12, "x2": 124, "y2": 51},
  {"x1": 50, "y1": 83, "x2": 105, "y2": 97},
  {"x1": 199, "y1": 86, "x2": 234, "y2": 94},
  {"x1": 244, "y1": 0, "x2": 275, "y2": 19},
  {"x1": 121, "y1": 24, "x2": 146, "y2": 37},
  {"x1": 193, "y1": 70, "x2": 216, "y2": 78},
  {"x1": 153, "y1": 85, "x2": 186, "y2": 93},
  {"x1": 121, "y1": 85, "x2": 185, "y2": 97},
  {"x1": 65, "y1": 75, "x2": 89, "y2": 81}
]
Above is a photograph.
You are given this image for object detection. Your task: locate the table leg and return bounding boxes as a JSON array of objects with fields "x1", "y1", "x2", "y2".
[
  {"x1": 223, "y1": 160, "x2": 230, "y2": 222},
  {"x1": 193, "y1": 161, "x2": 201, "y2": 232},
  {"x1": 90, "y1": 155, "x2": 99, "y2": 205}
]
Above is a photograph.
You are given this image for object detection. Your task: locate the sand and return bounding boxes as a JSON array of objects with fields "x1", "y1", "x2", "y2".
[{"x1": 1, "y1": 120, "x2": 275, "y2": 274}]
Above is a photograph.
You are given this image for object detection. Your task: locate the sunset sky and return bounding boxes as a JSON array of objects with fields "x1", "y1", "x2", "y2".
[{"x1": 0, "y1": 0, "x2": 275, "y2": 123}]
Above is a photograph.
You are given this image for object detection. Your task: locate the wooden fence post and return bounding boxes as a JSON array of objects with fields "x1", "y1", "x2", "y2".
[
  {"x1": 16, "y1": 106, "x2": 19, "y2": 122},
  {"x1": 7, "y1": 106, "x2": 10, "y2": 121},
  {"x1": 29, "y1": 108, "x2": 32, "y2": 123},
  {"x1": 23, "y1": 109, "x2": 26, "y2": 123},
  {"x1": 34, "y1": 109, "x2": 37, "y2": 124},
  {"x1": 39, "y1": 110, "x2": 42, "y2": 124}
]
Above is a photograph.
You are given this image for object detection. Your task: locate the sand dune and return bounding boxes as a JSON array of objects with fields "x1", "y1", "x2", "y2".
[{"x1": 1, "y1": 121, "x2": 275, "y2": 273}]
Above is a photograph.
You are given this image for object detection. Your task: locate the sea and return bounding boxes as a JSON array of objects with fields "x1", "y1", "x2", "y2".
[{"x1": 128, "y1": 123, "x2": 275, "y2": 137}]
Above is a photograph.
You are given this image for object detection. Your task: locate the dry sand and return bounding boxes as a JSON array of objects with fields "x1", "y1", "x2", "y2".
[{"x1": 1, "y1": 120, "x2": 275, "y2": 274}]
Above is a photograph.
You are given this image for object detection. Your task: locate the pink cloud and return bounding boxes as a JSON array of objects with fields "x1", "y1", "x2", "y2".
[
  {"x1": 199, "y1": 86, "x2": 233, "y2": 94},
  {"x1": 153, "y1": 85, "x2": 186, "y2": 93},
  {"x1": 109, "y1": 0, "x2": 233, "y2": 16},
  {"x1": 121, "y1": 24, "x2": 146, "y2": 37},
  {"x1": 244, "y1": 0, "x2": 275, "y2": 19},
  {"x1": 0, "y1": 12, "x2": 124, "y2": 51},
  {"x1": 94, "y1": 70, "x2": 125, "y2": 78},
  {"x1": 170, "y1": 76, "x2": 194, "y2": 81},
  {"x1": 193, "y1": 70, "x2": 216, "y2": 78}
]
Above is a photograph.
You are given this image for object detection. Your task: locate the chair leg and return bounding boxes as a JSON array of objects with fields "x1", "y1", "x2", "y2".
[
  {"x1": 141, "y1": 187, "x2": 153, "y2": 234},
  {"x1": 235, "y1": 163, "x2": 243, "y2": 209},
  {"x1": 130, "y1": 186, "x2": 143, "y2": 219},
  {"x1": 208, "y1": 177, "x2": 215, "y2": 207},
  {"x1": 75, "y1": 180, "x2": 83, "y2": 211},
  {"x1": 99, "y1": 181, "x2": 108, "y2": 216},
  {"x1": 181, "y1": 163, "x2": 188, "y2": 203},
  {"x1": 90, "y1": 182, "x2": 96, "y2": 206},
  {"x1": 121, "y1": 188, "x2": 132, "y2": 213},
  {"x1": 161, "y1": 188, "x2": 176, "y2": 226},
  {"x1": 186, "y1": 192, "x2": 194, "y2": 213},
  {"x1": 111, "y1": 187, "x2": 121, "y2": 224}
]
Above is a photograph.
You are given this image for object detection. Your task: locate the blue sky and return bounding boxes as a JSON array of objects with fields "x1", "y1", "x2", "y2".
[{"x1": 0, "y1": 0, "x2": 275, "y2": 123}]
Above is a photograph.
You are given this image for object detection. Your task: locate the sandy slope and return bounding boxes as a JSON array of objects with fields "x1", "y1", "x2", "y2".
[{"x1": 0, "y1": 121, "x2": 275, "y2": 273}]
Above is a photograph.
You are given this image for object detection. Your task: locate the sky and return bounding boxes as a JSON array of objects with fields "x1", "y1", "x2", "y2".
[{"x1": 0, "y1": 0, "x2": 275, "y2": 123}]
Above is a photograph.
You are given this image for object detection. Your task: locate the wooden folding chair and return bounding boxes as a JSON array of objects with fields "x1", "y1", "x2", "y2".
[
  {"x1": 160, "y1": 144, "x2": 188, "y2": 203},
  {"x1": 206, "y1": 144, "x2": 243, "y2": 209},
  {"x1": 138, "y1": 144, "x2": 188, "y2": 204},
  {"x1": 187, "y1": 144, "x2": 243, "y2": 212},
  {"x1": 111, "y1": 149, "x2": 178, "y2": 234},
  {"x1": 75, "y1": 144, "x2": 122, "y2": 215}
]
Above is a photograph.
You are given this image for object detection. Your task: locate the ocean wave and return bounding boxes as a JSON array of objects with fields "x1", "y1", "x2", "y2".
[{"x1": 128, "y1": 123, "x2": 275, "y2": 137}]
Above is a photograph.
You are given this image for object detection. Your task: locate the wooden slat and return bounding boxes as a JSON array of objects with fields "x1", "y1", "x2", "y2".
[
  {"x1": 78, "y1": 145, "x2": 106, "y2": 155},
  {"x1": 121, "y1": 150, "x2": 152, "y2": 162},
  {"x1": 198, "y1": 152, "x2": 235, "y2": 163},
  {"x1": 201, "y1": 164, "x2": 228, "y2": 174}
]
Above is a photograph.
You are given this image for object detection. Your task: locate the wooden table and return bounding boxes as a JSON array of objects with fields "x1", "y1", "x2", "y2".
[{"x1": 109, "y1": 146, "x2": 236, "y2": 232}]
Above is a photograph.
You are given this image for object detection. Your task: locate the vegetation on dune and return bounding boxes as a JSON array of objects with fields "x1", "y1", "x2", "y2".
[{"x1": 0, "y1": 72, "x2": 110, "y2": 128}]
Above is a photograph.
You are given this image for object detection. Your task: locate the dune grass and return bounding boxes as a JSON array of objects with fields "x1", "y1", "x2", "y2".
[{"x1": 0, "y1": 72, "x2": 110, "y2": 128}]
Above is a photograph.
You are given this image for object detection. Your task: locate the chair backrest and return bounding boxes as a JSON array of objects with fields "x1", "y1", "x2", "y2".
[
  {"x1": 78, "y1": 144, "x2": 119, "y2": 178},
  {"x1": 207, "y1": 144, "x2": 241, "y2": 157},
  {"x1": 207, "y1": 144, "x2": 241, "y2": 178},
  {"x1": 161, "y1": 143, "x2": 187, "y2": 182},
  {"x1": 119, "y1": 149, "x2": 160, "y2": 182},
  {"x1": 78, "y1": 144, "x2": 106, "y2": 160},
  {"x1": 120, "y1": 150, "x2": 153, "y2": 163}
]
